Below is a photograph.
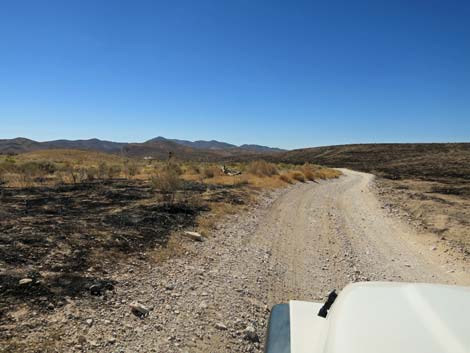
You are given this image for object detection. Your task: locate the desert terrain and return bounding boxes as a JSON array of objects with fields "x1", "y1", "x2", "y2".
[{"x1": 0, "y1": 141, "x2": 469, "y2": 352}]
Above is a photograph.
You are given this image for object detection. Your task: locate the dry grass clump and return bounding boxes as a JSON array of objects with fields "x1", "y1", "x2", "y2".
[
  {"x1": 314, "y1": 168, "x2": 342, "y2": 179},
  {"x1": 203, "y1": 165, "x2": 223, "y2": 178},
  {"x1": 247, "y1": 160, "x2": 278, "y2": 177},
  {"x1": 290, "y1": 171, "x2": 306, "y2": 182},
  {"x1": 107, "y1": 164, "x2": 122, "y2": 179},
  {"x1": 279, "y1": 173, "x2": 292, "y2": 184},
  {"x1": 185, "y1": 163, "x2": 201, "y2": 175},
  {"x1": 300, "y1": 163, "x2": 316, "y2": 181}
]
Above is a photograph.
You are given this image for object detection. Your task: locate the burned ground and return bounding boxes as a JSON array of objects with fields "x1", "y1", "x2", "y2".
[{"x1": 0, "y1": 179, "x2": 249, "y2": 326}]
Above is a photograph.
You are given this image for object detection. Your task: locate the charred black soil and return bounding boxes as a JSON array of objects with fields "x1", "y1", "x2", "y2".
[{"x1": 0, "y1": 179, "x2": 248, "y2": 324}]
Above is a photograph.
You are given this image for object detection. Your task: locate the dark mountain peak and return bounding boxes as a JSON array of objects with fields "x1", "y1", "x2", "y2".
[{"x1": 145, "y1": 136, "x2": 169, "y2": 143}]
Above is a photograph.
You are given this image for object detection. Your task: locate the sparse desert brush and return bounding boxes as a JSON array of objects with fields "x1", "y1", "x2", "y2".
[
  {"x1": 86, "y1": 167, "x2": 98, "y2": 181},
  {"x1": 184, "y1": 163, "x2": 201, "y2": 175},
  {"x1": 14, "y1": 160, "x2": 57, "y2": 185},
  {"x1": 151, "y1": 168, "x2": 182, "y2": 203},
  {"x1": 123, "y1": 160, "x2": 139, "y2": 179},
  {"x1": 203, "y1": 165, "x2": 222, "y2": 178},
  {"x1": 301, "y1": 163, "x2": 316, "y2": 181},
  {"x1": 302, "y1": 169, "x2": 315, "y2": 181},
  {"x1": 247, "y1": 160, "x2": 278, "y2": 177},
  {"x1": 313, "y1": 167, "x2": 342, "y2": 179},
  {"x1": 279, "y1": 173, "x2": 292, "y2": 184},
  {"x1": 107, "y1": 165, "x2": 122, "y2": 179},
  {"x1": 159, "y1": 162, "x2": 183, "y2": 176},
  {"x1": 98, "y1": 162, "x2": 108, "y2": 179},
  {"x1": 0, "y1": 159, "x2": 16, "y2": 175},
  {"x1": 290, "y1": 171, "x2": 306, "y2": 182},
  {"x1": 19, "y1": 160, "x2": 57, "y2": 175}
]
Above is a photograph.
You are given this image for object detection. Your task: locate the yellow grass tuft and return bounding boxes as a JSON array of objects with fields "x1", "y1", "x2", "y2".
[{"x1": 247, "y1": 160, "x2": 278, "y2": 177}]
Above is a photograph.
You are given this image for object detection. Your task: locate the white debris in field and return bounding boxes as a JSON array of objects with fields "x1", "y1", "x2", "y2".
[
  {"x1": 129, "y1": 302, "x2": 150, "y2": 317},
  {"x1": 19, "y1": 278, "x2": 33, "y2": 285},
  {"x1": 215, "y1": 322, "x2": 227, "y2": 330},
  {"x1": 183, "y1": 231, "x2": 205, "y2": 242}
]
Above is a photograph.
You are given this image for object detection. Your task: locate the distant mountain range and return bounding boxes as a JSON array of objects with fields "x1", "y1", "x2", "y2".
[
  {"x1": 0, "y1": 137, "x2": 285, "y2": 160},
  {"x1": 145, "y1": 136, "x2": 285, "y2": 152}
]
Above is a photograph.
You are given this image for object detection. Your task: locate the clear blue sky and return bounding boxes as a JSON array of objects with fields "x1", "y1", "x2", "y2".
[{"x1": 1, "y1": 1, "x2": 469, "y2": 149}]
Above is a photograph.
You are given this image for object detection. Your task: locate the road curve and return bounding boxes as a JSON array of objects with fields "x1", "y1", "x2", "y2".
[{"x1": 254, "y1": 169, "x2": 470, "y2": 305}]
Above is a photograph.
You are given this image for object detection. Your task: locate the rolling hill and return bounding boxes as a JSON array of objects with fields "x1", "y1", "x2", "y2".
[
  {"x1": 0, "y1": 137, "x2": 283, "y2": 161},
  {"x1": 145, "y1": 136, "x2": 285, "y2": 152},
  {"x1": 273, "y1": 143, "x2": 470, "y2": 182}
]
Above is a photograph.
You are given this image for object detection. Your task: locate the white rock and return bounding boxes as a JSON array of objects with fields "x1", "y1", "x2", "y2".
[
  {"x1": 243, "y1": 325, "x2": 259, "y2": 342},
  {"x1": 129, "y1": 302, "x2": 150, "y2": 317},
  {"x1": 183, "y1": 231, "x2": 205, "y2": 242},
  {"x1": 215, "y1": 322, "x2": 227, "y2": 330},
  {"x1": 19, "y1": 278, "x2": 33, "y2": 285}
]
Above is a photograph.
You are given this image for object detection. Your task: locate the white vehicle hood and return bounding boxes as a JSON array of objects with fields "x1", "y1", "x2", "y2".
[{"x1": 290, "y1": 282, "x2": 470, "y2": 353}]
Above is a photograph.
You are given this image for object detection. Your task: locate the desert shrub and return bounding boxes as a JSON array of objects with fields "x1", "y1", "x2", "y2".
[
  {"x1": 164, "y1": 162, "x2": 183, "y2": 175},
  {"x1": 151, "y1": 168, "x2": 181, "y2": 203},
  {"x1": 98, "y1": 162, "x2": 108, "y2": 179},
  {"x1": 301, "y1": 163, "x2": 316, "y2": 181},
  {"x1": 0, "y1": 160, "x2": 16, "y2": 174},
  {"x1": 4, "y1": 156, "x2": 16, "y2": 164},
  {"x1": 279, "y1": 173, "x2": 292, "y2": 184},
  {"x1": 303, "y1": 169, "x2": 315, "y2": 181},
  {"x1": 124, "y1": 160, "x2": 139, "y2": 179},
  {"x1": 107, "y1": 165, "x2": 122, "y2": 179},
  {"x1": 247, "y1": 160, "x2": 278, "y2": 177},
  {"x1": 316, "y1": 168, "x2": 342, "y2": 179},
  {"x1": 0, "y1": 169, "x2": 5, "y2": 186},
  {"x1": 186, "y1": 163, "x2": 201, "y2": 175},
  {"x1": 76, "y1": 167, "x2": 88, "y2": 182},
  {"x1": 17, "y1": 162, "x2": 43, "y2": 184},
  {"x1": 203, "y1": 165, "x2": 222, "y2": 178},
  {"x1": 19, "y1": 161, "x2": 57, "y2": 175},
  {"x1": 291, "y1": 171, "x2": 305, "y2": 182},
  {"x1": 63, "y1": 163, "x2": 78, "y2": 184},
  {"x1": 86, "y1": 167, "x2": 98, "y2": 181}
]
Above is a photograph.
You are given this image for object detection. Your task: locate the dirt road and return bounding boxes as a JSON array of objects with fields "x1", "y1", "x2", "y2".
[{"x1": 261, "y1": 169, "x2": 470, "y2": 307}]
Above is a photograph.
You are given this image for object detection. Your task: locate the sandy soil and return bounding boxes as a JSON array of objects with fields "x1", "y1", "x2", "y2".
[{"x1": 3, "y1": 169, "x2": 468, "y2": 353}]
